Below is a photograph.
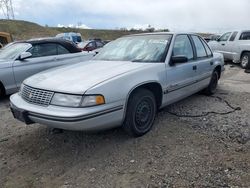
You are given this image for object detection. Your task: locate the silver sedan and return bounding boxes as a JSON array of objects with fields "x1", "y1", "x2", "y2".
[{"x1": 10, "y1": 33, "x2": 224, "y2": 137}]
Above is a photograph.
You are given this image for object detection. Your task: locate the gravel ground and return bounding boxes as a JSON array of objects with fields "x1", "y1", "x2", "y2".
[{"x1": 0, "y1": 64, "x2": 249, "y2": 188}]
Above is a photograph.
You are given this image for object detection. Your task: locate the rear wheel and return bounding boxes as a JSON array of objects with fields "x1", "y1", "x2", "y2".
[
  {"x1": 240, "y1": 52, "x2": 250, "y2": 69},
  {"x1": 204, "y1": 71, "x2": 219, "y2": 96},
  {"x1": 123, "y1": 88, "x2": 157, "y2": 137}
]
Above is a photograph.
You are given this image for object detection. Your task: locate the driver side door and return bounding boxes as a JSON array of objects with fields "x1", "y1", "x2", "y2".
[{"x1": 164, "y1": 34, "x2": 198, "y2": 105}]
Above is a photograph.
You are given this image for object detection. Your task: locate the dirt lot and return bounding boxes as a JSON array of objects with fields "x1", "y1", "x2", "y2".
[{"x1": 0, "y1": 64, "x2": 250, "y2": 188}]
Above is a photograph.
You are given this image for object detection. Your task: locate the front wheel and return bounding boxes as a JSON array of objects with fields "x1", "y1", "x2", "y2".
[
  {"x1": 122, "y1": 88, "x2": 157, "y2": 137},
  {"x1": 241, "y1": 52, "x2": 250, "y2": 69},
  {"x1": 204, "y1": 71, "x2": 219, "y2": 96}
]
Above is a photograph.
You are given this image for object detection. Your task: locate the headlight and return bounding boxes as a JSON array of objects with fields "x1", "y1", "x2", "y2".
[
  {"x1": 50, "y1": 93, "x2": 105, "y2": 107},
  {"x1": 81, "y1": 95, "x2": 105, "y2": 107},
  {"x1": 51, "y1": 93, "x2": 82, "y2": 107}
]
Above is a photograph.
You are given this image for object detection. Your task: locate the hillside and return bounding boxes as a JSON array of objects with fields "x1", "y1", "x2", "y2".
[
  {"x1": 0, "y1": 19, "x2": 145, "y2": 41},
  {"x1": 0, "y1": 19, "x2": 59, "y2": 40},
  {"x1": 0, "y1": 19, "x2": 211, "y2": 41}
]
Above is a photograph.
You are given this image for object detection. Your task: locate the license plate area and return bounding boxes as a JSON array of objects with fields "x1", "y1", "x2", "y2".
[{"x1": 11, "y1": 107, "x2": 34, "y2": 125}]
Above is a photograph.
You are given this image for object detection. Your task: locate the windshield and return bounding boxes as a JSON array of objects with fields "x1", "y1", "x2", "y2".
[
  {"x1": 94, "y1": 34, "x2": 172, "y2": 62},
  {"x1": 0, "y1": 43, "x2": 31, "y2": 60}
]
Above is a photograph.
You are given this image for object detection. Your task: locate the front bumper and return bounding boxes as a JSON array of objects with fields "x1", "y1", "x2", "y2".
[{"x1": 10, "y1": 93, "x2": 125, "y2": 131}]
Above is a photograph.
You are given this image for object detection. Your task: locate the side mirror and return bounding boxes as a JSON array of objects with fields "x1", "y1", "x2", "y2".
[
  {"x1": 19, "y1": 52, "x2": 32, "y2": 60},
  {"x1": 171, "y1": 55, "x2": 188, "y2": 65}
]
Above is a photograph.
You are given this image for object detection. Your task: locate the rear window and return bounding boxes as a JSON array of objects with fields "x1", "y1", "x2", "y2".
[
  {"x1": 239, "y1": 32, "x2": 250, "y2": 40},
  {"x1": 200, "y1": 38, "x2": 213, "y2": 57},
  {"x1": 191, "y1": 35, "x2": 207, "y2": 58}
]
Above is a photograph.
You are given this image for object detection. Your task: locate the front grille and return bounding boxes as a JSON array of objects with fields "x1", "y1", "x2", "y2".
[{"x1": 21, "y1": 85, "x2": 54, "y2": 106}]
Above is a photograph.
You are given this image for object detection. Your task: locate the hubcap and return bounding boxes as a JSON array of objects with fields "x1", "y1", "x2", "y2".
[
  {"x1": 241, "y1": 56, "x2": 249, "y2": 67},
  {"x1": 135, "y1": 98, "x2": 153, "y2": 131}
]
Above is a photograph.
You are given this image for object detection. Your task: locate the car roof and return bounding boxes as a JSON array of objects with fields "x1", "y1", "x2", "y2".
[
  {"x1": 122, "y1": 32, "x2": 202, "y2": 38},
  {"x1": 14, "y1": 38, "x2": 81, "y2": 53}
]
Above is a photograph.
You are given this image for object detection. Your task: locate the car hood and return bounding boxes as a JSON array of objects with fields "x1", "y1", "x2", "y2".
[{"x1": 24, "y1": 60, "x2": 146, "y2": 94}]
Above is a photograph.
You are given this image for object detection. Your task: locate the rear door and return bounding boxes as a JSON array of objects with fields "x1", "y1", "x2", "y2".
[
  {"x1": 13, "y1": 43, "x2": 58, "y2": 88},
  {"x1": 190, "y1": 35, "x2": 214, "y2": 88},
  {"x1": 164, "y1": 34, "x2": 198, "y2": 105}
]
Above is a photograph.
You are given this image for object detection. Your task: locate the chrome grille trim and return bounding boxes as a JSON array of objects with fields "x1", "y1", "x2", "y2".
[{"x1": 21, "y1": 85, "x2": 54, "y2": 106}]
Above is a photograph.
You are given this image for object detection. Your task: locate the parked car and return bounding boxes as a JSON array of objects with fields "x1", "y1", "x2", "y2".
[
  {"x1": 0, "y1": 38, "x2": 94, "y2": 96},
  {"x1": 209, "y1": 30, "x2": 250, "y2": 68},
  {"x1": 10, "y1": 33, "x2": 224, "y2": 137},
  {"x1": 55, "y1": 32, "x2": 82, "y2": 44},
  {"x1": 0, "y1": 32, "x2": 13, "y2": 48},
  {"x1": 204, "y1": 34, "x2": 220, "y2": 42},
  {"x1": 77, "y1": 40, "x2": 105, "y2": 51}
]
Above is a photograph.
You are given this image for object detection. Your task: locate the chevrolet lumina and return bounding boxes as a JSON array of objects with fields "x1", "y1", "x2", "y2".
[{"x1": 10, "y1": 33, "x2": 224, "y2": 137}]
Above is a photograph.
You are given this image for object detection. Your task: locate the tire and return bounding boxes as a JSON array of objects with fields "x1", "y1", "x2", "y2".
[
  {"x1": 240, "y1": 52, "x2": 250, "y2": 69},
  {"x1": 0, "y1": 83, "x2": 5, "y2": 98},
  {"x1": 204, "y1": 71, "x2": 219, "y2": 96},
  {"x1": 122, "y1": 88, "x2": 157, "y2": 137}
]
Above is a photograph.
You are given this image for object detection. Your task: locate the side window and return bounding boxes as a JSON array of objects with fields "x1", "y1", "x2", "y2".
[
  {"x1": 27, "y1": 43, "x2": 57, "y2": 58},
  {"x1": 218, "y1": 32, "x2": 232, "y2": 42},
  {"x1": 87, "y1": 42, "x2": 95, "y2": 48},
  {"x1": 191, "y1": 36, "x2": 207, "y2": 58},
  {"x1": 57, "y1": 44, "x2": 70, "y2": 55},
  {"x1": 239, "y1": 32, "x2": 250, "y2": 40},
  {"x1": 96, "y1": 41, "x2": 104, "y2": 48},
  {"x1": 229, "y1": 32, "x2": 238, "y2": 41},
  {"x1": 200, "y1": 38, "x2": 213, "y2": 56},
  {"x1": 173, "y1": 35, "x2": 194, "y2": 60}
]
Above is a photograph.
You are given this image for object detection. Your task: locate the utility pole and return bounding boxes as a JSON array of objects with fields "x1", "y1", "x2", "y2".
[{"x1": 0, "y1": 0, "x2": 15, "y2": 19}]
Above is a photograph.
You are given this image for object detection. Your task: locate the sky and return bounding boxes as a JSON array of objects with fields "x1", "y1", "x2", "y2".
[{"x1": 1, "y1": 0, "x2": 250, "y2": 33}]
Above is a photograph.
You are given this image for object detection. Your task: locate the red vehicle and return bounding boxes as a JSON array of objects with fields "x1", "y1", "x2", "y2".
[{"x1": 77, "y1": 40, "x2": 105, "y2": 51}]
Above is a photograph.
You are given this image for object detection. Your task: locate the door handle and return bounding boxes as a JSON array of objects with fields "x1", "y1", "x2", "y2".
[
  {"x1": 193, "y1": 65, "x2": 197, "y2": 70},
  {"x1": 210, "y1": 61, "x2": 214, "y2": 65}
]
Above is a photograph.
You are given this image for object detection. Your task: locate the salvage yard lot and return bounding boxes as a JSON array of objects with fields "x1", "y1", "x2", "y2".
[{"x1": 0, "y1": 64, "x2": 250, "y2": 187}]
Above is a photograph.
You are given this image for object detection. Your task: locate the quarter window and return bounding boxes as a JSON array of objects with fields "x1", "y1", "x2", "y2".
[
  {"x1": 191, "y1": 36, "x2": 207, "y2": 58},
  {"x1": 173, "y1": 35, "x2": 194, "y2": 60},
  {"x1": 239, "y1": 32, "x2": 250, "y2": 40},
  {"x1": 57, "y1": 45, "x2": 70, "y2": 55},
  {"x1": 200, "y1": 38, "x2": 213, "y2": 56}
]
